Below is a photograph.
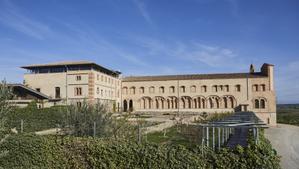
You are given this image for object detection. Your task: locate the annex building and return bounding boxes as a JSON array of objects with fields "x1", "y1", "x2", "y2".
[{"x1": 19, "y1": 61, "x2": 276, "y2": 125}]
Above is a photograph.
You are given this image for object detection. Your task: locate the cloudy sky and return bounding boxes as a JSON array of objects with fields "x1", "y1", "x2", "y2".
[{"x1": 0, "y1": 0, "x2": 298, "y2": 103}]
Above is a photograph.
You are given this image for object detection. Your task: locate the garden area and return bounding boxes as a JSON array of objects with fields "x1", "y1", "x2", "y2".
[{"x1": 0, "y1": 82, "x2": 281, "y2": 168}]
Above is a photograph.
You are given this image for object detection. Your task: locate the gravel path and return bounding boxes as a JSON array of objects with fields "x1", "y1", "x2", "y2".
[{"x1": 265, "y1": 124, "x2": 299, "y2": 169}]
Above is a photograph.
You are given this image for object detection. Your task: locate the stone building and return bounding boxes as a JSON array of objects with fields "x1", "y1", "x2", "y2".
[
  {"x1": 20, "y1": 61, "x2": 276, "y2": 125},
  {"x1": 21, "y1": 61, "x2": 122, "y2": 111},
  {"x1": 121, "y1": 63, "x2": 276, "y2": 125}
]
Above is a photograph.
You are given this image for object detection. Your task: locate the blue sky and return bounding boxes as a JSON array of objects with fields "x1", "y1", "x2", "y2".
[{"x1": 0, "y1": 0, "x2": 298, "y2": 103}]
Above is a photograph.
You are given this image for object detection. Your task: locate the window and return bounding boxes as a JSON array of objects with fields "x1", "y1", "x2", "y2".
[
  {"x1": 261, "y1": 84, "x2": 266, "y2": 91},
  {"x1": 122, "y1": 87, "x2": 128, "y2": 94},
  {"x1": 169, "y1": 86, "x2": 175, "y2": 93},
  {"x1": 260, "y1": 99, "x2": 266, "y2": 108},
  {"x1": 101, "y1": 89, "x2": 103, "y2": 96},
  {"x1": 130, "y1": 87, "x2": 136, "y2": 94},
  {"x1": 254, "y1": 99, "x2": 259, "y2": 108},
  {"x1": 36, "y1": 88, "x2": 41, "y2": 92},
  {"x1": 76, "y1": 75, "x2": 81, "y2": 81},
  {"x1": 219, "y1": 85, "x2": 223, "y2": 91},
  {"x1": 235, "y1": 85, "x2": 241, "y2": 92},
  {"x1": 97, "y1": 74, "x2": 99, "y2": 81},
  {"x1": 180, "y1": 86, "x2": 186, "y2": 93},
  {"x1": 139, "y1": 87, "x2": 145, "y2": 94},
  {"x1": 55, "y1": 87, "x2": 60, "y2": 98},
  {"x1": 76, "y1": 102, "x2": 82, "y2": 107},
  {"x1": 75, "y1": 87, "x2": 82, "y2": 96},
  {"x1": 225, "y1": 85, "x2": 229, "y2": 92},
  {"x1": 97, "y1": 87, "x2": 100, "y2": 94},
  {"x1": 159, "y1": 86, "x2": 165, "y2": 93},
  {"x1": 190, "y1": 85, "x2": 196, "y2": 93},
  {"x1": 101, "y1": 75, "x2": 103, "y2": 81},
  {"x1": 212, "y1": 85, "x2": 218, "y2": 92},
  {"x1": 149, "y1": 86, "x2": 155, "y2": 94},
  {"x1": 253, "y1": 84, "x2": 259, "y2": 92},
  {"x1": 201, "y1": 85, "x2": 207, "y2": 92}
]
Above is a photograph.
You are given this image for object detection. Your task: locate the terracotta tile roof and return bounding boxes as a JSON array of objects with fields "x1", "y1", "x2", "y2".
[{"x1": 122, "y1": 72, "x2": 267, "y2": 82}]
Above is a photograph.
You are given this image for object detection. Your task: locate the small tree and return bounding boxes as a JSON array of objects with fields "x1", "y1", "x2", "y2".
[
  {"x1": 0, "y1": 81, "x2": 14, "y2": 128},
  {"x1": 63, "y1": 101, "x2": 114, "y2": 137},
  {"x1": 0, "y1": 81, "x2": 14, "y2": 160}
]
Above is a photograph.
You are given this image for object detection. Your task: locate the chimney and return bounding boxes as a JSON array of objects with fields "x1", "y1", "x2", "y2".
[{"x1": 250, "y1": 64, "x2": 255, "y2": 73}]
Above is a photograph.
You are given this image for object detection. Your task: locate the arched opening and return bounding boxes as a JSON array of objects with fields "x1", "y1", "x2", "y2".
[
  {"x1": 254, "y1": 99, "x2": 259, "y2": 109},
  {"x1": 215, "y1": 98, "x2": 220, "y2": 108},
  {"x1": 209, "y1": 98, "x2": 213, "y2": 108},
  {"x1": 129, "y1": 100, "x2": 133, "y2": 111},
  {"x1": 156, "y1": 99, "x2": 159, "y2": 109},
  {"x1": 223, "y1": 97, "x2": 228, "y2": 108},
  {"x1": 123, "y1": 100, "x2": 128, "y2": 112},
  {"x1": 181, "y1": 98, "x2": 186, "y2": 109},
  {"x1": 260, "y1": 99, "x2": 266, "y2": 109},
  {"x1": 188, "y1": 98, "x2": 191, "y2": 109},
  {"x1": 202, "y1": 99, "x2": 205, "y2": 108},
  {"x1": 193, "y1": 98, "x2": 197, "y2": 108},
  {"x1": 229, "y1": 97, "x2": 234, "y2": 108}
]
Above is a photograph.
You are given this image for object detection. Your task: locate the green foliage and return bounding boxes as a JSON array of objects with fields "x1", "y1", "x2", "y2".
[
  {"x1": 6, "y1": 105, "x2": 66, "y2": 132},
  {"x1": 277, "y1": 104, "x2": 299, "y2": 126},
  {"x1": 0, "y1": 81, "x2": 14, "y2": 129},
  {"x1": 0, "y1": 133, "x2": 281, "y2": 169}
]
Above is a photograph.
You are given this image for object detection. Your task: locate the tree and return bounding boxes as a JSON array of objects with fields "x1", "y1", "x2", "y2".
[
  {"x1": 0, "y1": 81, "x2": 14, "y2": 128},
  {"x1": 0, "y1": 81, "x2": 14, "y2": 160}
]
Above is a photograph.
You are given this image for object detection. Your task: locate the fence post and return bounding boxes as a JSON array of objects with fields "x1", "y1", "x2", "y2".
[
  {"x1": 218, "y1": 127, "x2": 221, "y2": 150},
  {"x1": 212, "y1": 127, "x2": 215, "y2": 150},
  {"x1": 206, "y1": 127, "x2": 209, "y2": 147},
  {"x1": 21, "y1": 119, "x2": 23, "y2": 133},
  {"x1": 93, "y1": 121, "x2": 96, "y2": 138},
  {"x1": 138, "y1": 123, "x2": 141, "y2": 144}
]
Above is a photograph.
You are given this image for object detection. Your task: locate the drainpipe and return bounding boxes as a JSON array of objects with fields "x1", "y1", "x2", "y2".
[{"x1": 65, "y1": 65, "x2": 68, "y2": 105}]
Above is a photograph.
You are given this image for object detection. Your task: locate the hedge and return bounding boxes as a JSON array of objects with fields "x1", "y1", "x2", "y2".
[{"x1": 0, "y1": 133, "x2": 280, "y2": 169}]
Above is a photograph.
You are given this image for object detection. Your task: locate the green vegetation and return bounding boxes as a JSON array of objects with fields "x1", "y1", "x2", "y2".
[
  {"x1": 277, "y1": 104, "x2": 299, "y2": 126},
  {"x1": 146, "y1": 125, "x2": 200, "y2": 147},
  {"x1": 0, "y1": 132, "x2": 280, "y2": 169},
  {"x1": 6, "y1": 103, "x2": 66, "y2": 132}
]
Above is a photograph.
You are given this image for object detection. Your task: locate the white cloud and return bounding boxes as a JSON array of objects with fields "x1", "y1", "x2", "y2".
[
  {"x1": 132, "y1": 0, "x2": 154, "y2": 26},
  {"x1": 0, "y1": 0, "x2": 52, "y2": 40}
]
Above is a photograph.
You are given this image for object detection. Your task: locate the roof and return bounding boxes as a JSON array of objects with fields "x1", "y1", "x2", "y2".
[
  {"x1": 8, "y1": 84, "x2": 51, "y2": 100},
  {"x1": 122, "y1": 72, "x2": 267, "y2": 82},
  {"x1": 21, "y1": 61, "x2": 121, "y2": 76}
]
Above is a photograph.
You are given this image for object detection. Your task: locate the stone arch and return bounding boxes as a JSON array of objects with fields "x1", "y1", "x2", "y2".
[
  {"x1": 180, "y1": 96, "x2": 192, "y2": 109},
  {"x1": 129, "y1": 100, "x2": 133, "y2": 111},
  {"x1": 122, "y1": 87, "x2": 128, "y2": 95},
  {"x1": 154, "y1": 96, "x2": 165, "y2": 109},
  {"x1": 193, "y1": 95, "x2": 206, "y2": 109},
  {"x1": 254, "y1": 99, "x2": 259, "y2": 108},
  {"x1": 207, "y1": 95, "x2": 221, "y2": 109},
  {"x1": 123, "y1": 100, "x2": 128, "y2": 112},
  {"x1": 221, "y1": 95, "x2": 237, "y2": 108},
  {"x1": 139, "y1": 87, "x2": 145, "y2": 94},
  {"x1": 129, "y1": 87, "x2": 136, "y2": 94}
]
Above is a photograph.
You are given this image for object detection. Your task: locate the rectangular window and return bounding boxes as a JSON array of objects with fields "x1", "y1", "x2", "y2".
[
  {"x1": 75, "y1": 87, "x2": 82, "y2": 96},
  {"x1": 55, "y1": 87, "x2": 60, "y2": 98},
  {"x1": 76, "y1": 75, "x2": 81, "y2": 81}
]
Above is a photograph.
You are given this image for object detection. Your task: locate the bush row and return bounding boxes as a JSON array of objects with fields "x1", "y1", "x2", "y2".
[{"x1": 0, "y1": 133, "x2": 280, "y2": 169}]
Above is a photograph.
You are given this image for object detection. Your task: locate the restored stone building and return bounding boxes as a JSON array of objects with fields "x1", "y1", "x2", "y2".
[
  {"x1": 121, "y1": 63, "x2": 276, "y2": 125},
  {"x1": 20, "y1": 61, "x2": 276, "y2": 125},
  {"x1": 22, "y1": 61, "x2": 122, "y2": 111}
]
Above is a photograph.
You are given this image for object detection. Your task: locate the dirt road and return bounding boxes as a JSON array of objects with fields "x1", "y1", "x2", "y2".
[{"x1": 265, "y1": 124, "x2": 299, "y2": 169}]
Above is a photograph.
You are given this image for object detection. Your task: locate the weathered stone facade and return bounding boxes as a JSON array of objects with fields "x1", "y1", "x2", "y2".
[
  {"x1": 121, "y1": 63, "x2": 276, "y2": 125},
  {"x1": 21, "y1": 62, "x2": 276, "y2": 125}
]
